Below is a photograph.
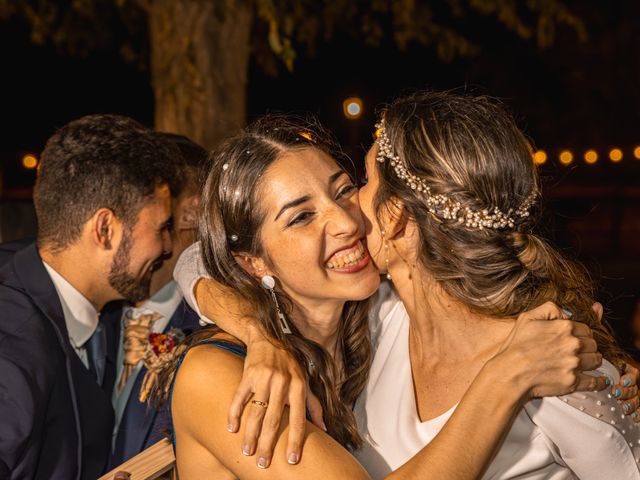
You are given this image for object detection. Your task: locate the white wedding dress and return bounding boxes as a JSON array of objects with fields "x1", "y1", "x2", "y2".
[{"x1": 355, "y1": 282, "x2": 640, "y2": 479}]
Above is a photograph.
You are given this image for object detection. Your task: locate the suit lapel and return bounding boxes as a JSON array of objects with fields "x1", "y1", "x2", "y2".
[
  {"x1": 10, "y1": 244, "x2": 85, "y2": 476},
  {"x1": 12, "y1": 245, "x2": 72, "y2": 353},
  {"x1": 100, "y1": 302, "x2": 123, "y2": 396}
]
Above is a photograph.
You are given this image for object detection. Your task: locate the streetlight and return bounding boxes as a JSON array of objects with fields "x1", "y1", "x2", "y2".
[
  {"x1": 343, "y1": 97, "x2": 363, "y2": 120},
  {"x1": 21, "y1": 154, "x2": 38, "y2": 170}
]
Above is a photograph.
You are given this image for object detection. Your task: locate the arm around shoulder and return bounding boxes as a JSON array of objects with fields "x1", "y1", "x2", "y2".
[
  {"x1": 171, "y1": 343, "x2": 370, "y2": 480},
  {"x1": 174, "y1": 241, "x2": 259, "y2": 342}
]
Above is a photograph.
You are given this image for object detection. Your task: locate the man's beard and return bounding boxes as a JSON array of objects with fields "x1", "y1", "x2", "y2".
[{"x1": 108, "y1": 228, "x2": 153, "y2": 304}]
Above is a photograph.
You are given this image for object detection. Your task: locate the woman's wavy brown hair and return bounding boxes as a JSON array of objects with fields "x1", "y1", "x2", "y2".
[
  {"x1": 156, "y1": 115, "x2": 371, "y2": 450},
  {"x1": 373, "y1": 91, "x2": 627, "y2": 369}
]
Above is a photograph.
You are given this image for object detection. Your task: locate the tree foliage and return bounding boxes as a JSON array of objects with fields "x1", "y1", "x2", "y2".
[
  {"x1": 0, "y1": 0, "x2": 586, "y2": 72},
  {"x1": 0, "y1": 0, "x2": 589, "y2": 148}
]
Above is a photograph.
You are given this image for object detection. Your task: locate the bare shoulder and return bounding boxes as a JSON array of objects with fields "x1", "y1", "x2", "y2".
[
  {"x1": 170, "y1": 336, "x2": 371, "y2": 480},
  {"x1": 170, "y1": 337, "x2": 248, "y2": 479},
  {"x1": 173, "y1": 336, "x2": 245, "y2": 409}
]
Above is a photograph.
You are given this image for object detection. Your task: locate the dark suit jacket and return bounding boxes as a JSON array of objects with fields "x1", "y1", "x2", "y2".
[
  {"x1": 0, "y1": 243, "x2": 118, "y2": 480},
  {"x1": 0, "y1": 237, "x2": 34, "y2": 267},
  {"x1": 109, "y1": 299, "x2": 200, "y2": 467}
]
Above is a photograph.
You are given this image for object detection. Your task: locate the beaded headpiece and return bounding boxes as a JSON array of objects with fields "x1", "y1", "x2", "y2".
[{"x1": 374, "y1": 121, "x2": 536, "y2": 230}]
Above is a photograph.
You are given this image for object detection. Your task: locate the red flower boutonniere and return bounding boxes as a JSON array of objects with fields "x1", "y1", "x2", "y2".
[{"x1": 139, "y1": 327, "x2": 186, "y2": 402}]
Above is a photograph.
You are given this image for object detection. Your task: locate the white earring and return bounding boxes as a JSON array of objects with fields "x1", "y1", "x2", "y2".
[{"x1": 261, "y1": 275, "x2": 292, "y2": 334}]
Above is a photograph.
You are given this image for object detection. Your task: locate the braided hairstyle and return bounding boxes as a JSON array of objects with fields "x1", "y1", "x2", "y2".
[{"x1": 373, "y1": 91, "x2": 626, "y2": 369}]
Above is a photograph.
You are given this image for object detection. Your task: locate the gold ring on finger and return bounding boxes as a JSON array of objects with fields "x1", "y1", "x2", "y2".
[{"x1": 251, "y1": 400, "x2": 269, "y2": 408}]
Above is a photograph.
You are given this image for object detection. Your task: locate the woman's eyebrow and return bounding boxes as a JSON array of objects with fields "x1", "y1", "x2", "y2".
[
  {"x1": 274, "y1": 171, "x2": 347, "y2": 221},
  {"x1": 274, "y1": 195, "x2": 311, "y2": 221},
  {"x1": 329, "y1": 170, "x2": 347, "y2": 185}
]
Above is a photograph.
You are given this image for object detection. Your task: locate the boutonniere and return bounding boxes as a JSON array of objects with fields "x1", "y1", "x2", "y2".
[{"x1": 138, "y1": 327, "x2": 186, "y2": 403}]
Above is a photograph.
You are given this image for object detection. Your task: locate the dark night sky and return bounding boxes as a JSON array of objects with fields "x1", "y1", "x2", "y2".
[{"x1": 1, "y1": 2, "x2": 639, "y2": 191}]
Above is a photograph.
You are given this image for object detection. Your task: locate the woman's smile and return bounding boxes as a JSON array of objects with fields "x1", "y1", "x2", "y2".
[{"x1": 325, "y1": 239, "x2": 370, "y2": 272}]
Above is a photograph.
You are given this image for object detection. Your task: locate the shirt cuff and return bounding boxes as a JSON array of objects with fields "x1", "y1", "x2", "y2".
[{"x1": 173, "y1": 241, "x2": 216, "y2": 326}]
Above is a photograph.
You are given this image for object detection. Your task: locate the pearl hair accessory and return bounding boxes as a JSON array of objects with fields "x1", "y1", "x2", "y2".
[{"x1": 374, "y1": 121, "x2": 537, "y2": 231}]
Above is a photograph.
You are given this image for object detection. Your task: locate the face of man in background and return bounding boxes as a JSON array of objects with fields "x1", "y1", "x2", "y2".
[{"x1": 108, "y1": 183, "x2": 173, "y2": 303}]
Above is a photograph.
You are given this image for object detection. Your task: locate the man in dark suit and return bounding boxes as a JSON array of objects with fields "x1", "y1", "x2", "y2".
[
  {"x1": 0, "y1": 115, "x2": 179, "y2": 480},
  {"x1": 109, "y1": 134, "x2": 207, "y2": 465}
]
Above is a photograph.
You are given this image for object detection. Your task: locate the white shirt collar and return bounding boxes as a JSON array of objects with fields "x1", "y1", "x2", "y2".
[
  {"x1": 42, "y1": 261, "x2": 100, "y2": 349},
  {"x1": 125, "y1": 280, "x2": 183, "y2": 333}
]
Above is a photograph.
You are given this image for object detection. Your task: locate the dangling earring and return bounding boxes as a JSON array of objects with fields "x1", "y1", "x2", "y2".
[
  {"x1": 261, "y1": 275, "x2": 293, "y2": 334},
  {"x1": 390, "y1": 239, "x2": 412, "y2": 280},
  {"x1": 381, "y1": 230, "x2": 392, "y2": 280}
]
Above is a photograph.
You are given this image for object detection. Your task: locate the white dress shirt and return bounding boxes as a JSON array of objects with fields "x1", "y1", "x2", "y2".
[
  {"x1": 111, "y1": 280, "x2": 184, "y2": 443},
  {"x1": 173, "y1": 242, "x2": 215, "y2": 325},
  {"x1": 42, "y1": 261, "x2": 99, "y2": 368}
]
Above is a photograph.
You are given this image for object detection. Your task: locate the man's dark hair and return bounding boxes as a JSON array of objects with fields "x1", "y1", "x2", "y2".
[
  {"x1": 155, "y1": 132, "x2": 208, "y2": 198},
  {"x1": 34, "y1": 114, "x2": 179, "y2": 251}
]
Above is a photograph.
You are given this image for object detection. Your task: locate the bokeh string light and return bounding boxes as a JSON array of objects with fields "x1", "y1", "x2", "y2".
[
  {"x1": 532, "y1": 146, "x2": 639, "y2": 166},
  {"x1": 21, "y1": 153, "x2": 38, "y2": 170}
]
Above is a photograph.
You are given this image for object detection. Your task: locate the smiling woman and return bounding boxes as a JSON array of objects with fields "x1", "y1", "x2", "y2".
[{"x1": 153, "y1": 116, "x2": 379, "y2": 478}]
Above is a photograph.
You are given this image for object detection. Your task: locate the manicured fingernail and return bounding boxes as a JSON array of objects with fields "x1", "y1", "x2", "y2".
[
  {"x1": 227, "y1": 423, "x2": 236, "y2": 432},
  {"x1": 561, "y1": 307, "x2": 573, "y2": 318},
  {"x1": 614, "y1": 388, "x2": 622, "y2": 398},
  {"x1": 257, "y1": 457, "x2": 269, "y2": 468},
  {"x1": 625, "y1": 403, "x2": 632, "y2": 413},
  {"x1": 624, "y1": 378, "x2": 632, "y2": 387},
  {"x1": 242, "y1": 445, "x2": 251, "y2": 456},
  {"x1": 321, "y1": 421, "x2": 327, "y2": 431},
  {"x1": 288, "y1": 452, "x2": 299, "y2": 464}
]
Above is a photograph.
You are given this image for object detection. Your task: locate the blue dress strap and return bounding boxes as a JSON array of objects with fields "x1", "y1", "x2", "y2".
[{"x1": 168, "y1": 339, "x2": 247, "y2": 450}]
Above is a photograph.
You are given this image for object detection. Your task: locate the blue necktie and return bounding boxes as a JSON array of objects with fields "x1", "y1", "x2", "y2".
[{"x1": 86, "y1": 321, "x2": 107, "y2": 386}]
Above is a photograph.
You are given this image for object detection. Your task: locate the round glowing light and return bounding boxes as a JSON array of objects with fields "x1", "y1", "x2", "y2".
[
  {"x1": 633, "y1": 146, "x2": 640, "y2": 159},
  {"x1": 533, "y1": 150, "x2": 547, "y2": 165},
  {"x1": 559, "y1": 150, "x2": 573, "y2": 165},
  {"x1": 609, "y1": 148, "x2": 623, "y2": 163},
  {"x1": 584, "y1": 150, "x2": 598, "y2": 164},
  {"x1": 343, "y1": 97, "x2": 363, "y2": 120},
  {"x1": 21, "y1": 154, "x2": 38, "y2": 170}
]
